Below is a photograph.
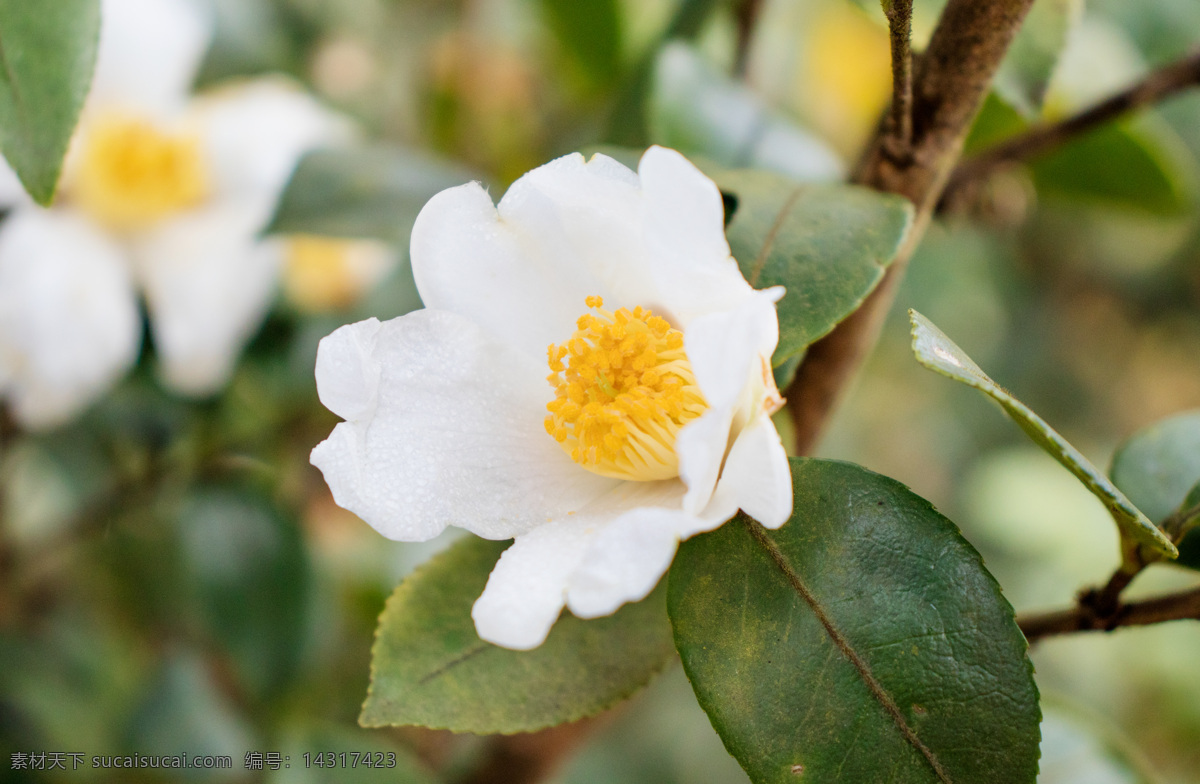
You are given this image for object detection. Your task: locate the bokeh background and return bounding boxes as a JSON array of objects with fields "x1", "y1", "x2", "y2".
[{"x1": 2, "y1": 0, "x2": 1200, "y2": 782}]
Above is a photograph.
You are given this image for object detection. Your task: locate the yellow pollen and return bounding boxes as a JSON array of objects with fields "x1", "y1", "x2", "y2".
[
  {"x1": 545, "y1": 296, "x2": 707, "y2": 481},
  {"x1": 75, "y1": 113, "x2": 208, "y2": 229}
]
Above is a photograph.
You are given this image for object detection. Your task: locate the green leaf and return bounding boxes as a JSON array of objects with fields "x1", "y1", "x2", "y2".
[
  {"x1": 605, "y1": 0, "x2": 725, "y2": 146},
  {"x1": 1032, "y1": 116, "x2": 1195, "y2": 216},
  {"x1": 963, "y1": 91, "x2": 1034, "y2": 156},
  {"x1": 649, "y1": 43, "x2": 842, "y2": 182},
  {"x1": 539, "y1": 0, "x2": 623, "y2": 89},
  {"x1": 994, "y1": 0, "x2": 1081, "y2": 118},
  {"x1": 265, "y1": 145, "x2": 477, "y2": 245},
  {"x1": 909, "y1": 310, "x2": 1177, "y2": 559},
  {"x1": 361, "y1": 535, "x2": 676, "y2": 733},
  {"x1": 174, "y1": 483, "x2": 313, "y2": 699},
  {"x1": 714, "y1": 169, "x2": 913, "y2": 365},
  {"x1": 0, "y1": 0, "x2": 100, "y2": 204},
  {"x1": 1110, "y1": 410, "x2": 1200, "y2": 570},
  {"x1": 1110, "y1": 410, "x2": 1200, "y2": 524},
  {"x1": 669, "y1": 457, "x2": 1041, "y2": 784}
]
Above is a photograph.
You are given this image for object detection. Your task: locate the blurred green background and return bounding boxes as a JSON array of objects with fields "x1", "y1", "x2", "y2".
[{"x1": 3, "y1": 0, "x2": 1200, "y2": 782}]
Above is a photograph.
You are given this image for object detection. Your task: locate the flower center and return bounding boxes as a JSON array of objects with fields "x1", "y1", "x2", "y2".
[
  {"x1": 544, "y1": 296, "x2": 707, "y2": 481},
  {"x1": 75, "y1": 113, "x2": 209, "y2": 230}
]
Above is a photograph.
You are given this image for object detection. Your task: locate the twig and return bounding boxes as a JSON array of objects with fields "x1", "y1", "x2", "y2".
[
  {"x1": 732, "y1": 0, "x2": 765, "y2": 78},
  {"x1": 1018, "y1": 584, "x2": 1200, "y2": 644},
  {"x1": 882, "y1": 0, "x2": 914, "y2": 149},
  {"x1": 947, "y1": 50, "x2": 1200, "y2": 195},
  {"x1": 455, "y1": 714, "x2": 613, "y2": 784},
  {"x1": 787, "y1": 0, "x2": 1038, "y2": 454}
]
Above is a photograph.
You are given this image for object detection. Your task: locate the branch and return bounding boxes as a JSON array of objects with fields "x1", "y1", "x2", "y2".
[
  {"x1": 882, "y1": 0, "x2": 914, "y2": 148},
  {"x1": 456, "y1": 714, "x2": 611, "y2": 784},
  {"x1": 732, "y1": 0, "x2": 765, "y2": 78},
  {"x1": 1018, "y1": 584, "x2": 1200, "y2": 644},
  {"x1": 947, "y1": 50, "x2": 1200, "y2": 195},
  {"x1": 786, "y1": 0, "x2": 1037, "y2": 454}
]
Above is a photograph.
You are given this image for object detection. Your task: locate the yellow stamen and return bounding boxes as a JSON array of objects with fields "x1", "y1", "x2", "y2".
[
  {"x1": 545, "y1": 296, "x2": 707, "y2": 481},
  {"x1": 75, "y1": 113, "x2": 208, "y2": 230}
]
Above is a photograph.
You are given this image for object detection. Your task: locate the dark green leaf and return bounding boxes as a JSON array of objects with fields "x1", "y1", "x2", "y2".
[
  {"x1": 362, "y1": 535, "x2": 676, "y2": 733},
  {"x1": 669, "y1": 458, "x2": 1041, "y2": 784},
  {"x1": 649, "y1": 43, "x2": 842, "y2": 181},
  {"x1": 714, "y1": 169, "x2": 912, "y2": 365},
  {"x1": 1032, "y1": 116, "x2": 1195, "y2": 216},
  {"x1": 539, "y1": 0, "x2": 623, "y2": 89},
  {"x1": 265, "y1": 145, "x2": 477, "y2": 245},
  {"x1": 127, "y1": 650, "x2": 258, "y2": 758},
  {"x1": 175, "y1": 484, "x2": 313, "y2": 699},
  {"x1": 910, "y1": 310, "x2": 1177, "y2": 559},
  {"x1": 0, "y1": 0, "x2": 100, "y2": 204},
  {"x1": 994, "y1": 0, "x2": 1081, "y2": 118}
]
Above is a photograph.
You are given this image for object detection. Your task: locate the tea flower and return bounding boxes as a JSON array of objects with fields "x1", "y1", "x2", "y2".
[
  {"x1": 312, "y1": 147, "x2": 792, "y2": 650},
  {"x1": 0, "y1": 0, "x2": 351, "y2": 428}
]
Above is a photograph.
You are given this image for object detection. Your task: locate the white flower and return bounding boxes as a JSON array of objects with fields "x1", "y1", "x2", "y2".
[
  {"x1": 311, "y1": 146, "x2": 793, "y2": 650},
  {"x1": 0, "y1": 0, "x2": 351, "y2": 428}
]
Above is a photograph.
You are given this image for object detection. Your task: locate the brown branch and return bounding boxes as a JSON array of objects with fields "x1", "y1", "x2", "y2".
[
  {"x1": 1018, "y1": 584, "x2": 1200, "y2": 644},
  {"x1": 947, "y1": 50, "x2": 1200, "y2": 196},
  {"x1": 455, "y1": 714, "x2": 613, "y2": 784},
  {"x1": 882, "y1": 0, "x2": 914, "y2": 149},
  {"x1": 732, "y1": 0, "x2": 765, "y2": 78},
  {"x1": 787, "y1": 0, "x2": 1037, "y2": 454}
]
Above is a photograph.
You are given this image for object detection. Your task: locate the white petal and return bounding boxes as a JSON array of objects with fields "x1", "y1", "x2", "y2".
[
  {"x1": 132, "y1": 198, "x2": 281, "y2": 395},
  {"x1": 91, "y1": 0, "x2": 212, "y2": 117},
  {"x1": 192, "y1": 79, "x2": 354, "y2": 199},
  {"x1": 677, "y1": 289, "x2": 783, "y2": 513},
  {"x1": 0, "y1": 209, "x2": 140, "y2": 428},
  {"x1": 685, "y1": 287, "x2": 781, "y2": 409},
  {"x1": 637, "y1": 146, "x2": 756, "y2": 326},
  {"x1": 707, "y1": 413, "x2": 792, "y2": 528},
  {"x1": 471, "y1": 478, "x2": 716, "y2": 649},
  {"x1": 411, "y1": 154, "x2": 652, "y2": 362},
  {"x1": 314, "y1": 317, "x2": 382, "y2": 422},
  {"x1": 675, "y1": 405, "x2": 737, "y2": 517},
  {"x1": 566, "y1": 481, "x2": 734, "y2": 618},
  {"x1": 0, "y1": 157, "x2": 32, "y2": 208},
  {"x1": 309, "y1": 309, "x2": 620, "y2": 543},
  {"x1": 471, "y1": 520, "x2": 593, "y2": 650}
]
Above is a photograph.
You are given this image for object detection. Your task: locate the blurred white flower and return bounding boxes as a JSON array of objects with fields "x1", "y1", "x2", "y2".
[
  {"x1": 0, "y1": 0, "x2": 351, "y2": 428},
  {"x1": 311, "y1": 146, "x2": 792, "y2": 650}
]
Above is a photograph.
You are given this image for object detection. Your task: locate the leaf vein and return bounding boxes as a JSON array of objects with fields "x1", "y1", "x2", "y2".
[{"x1": 744, "y1": 517, "x2": 954, "y2": 784}]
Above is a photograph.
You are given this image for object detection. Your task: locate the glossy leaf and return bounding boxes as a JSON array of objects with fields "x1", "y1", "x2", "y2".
[
  {"x1": 909, "y1": 310, "x2": 1177, "y2": 558},
  {"x1": 1032, "y1": 117, "x2": 1195, "y2": 216},
  {"x1": 265, "y1": 145, "x2": 476, "y2": 245},
  {"x1": 362, "y1": 535, "x2": 676, "y2": 733},
  {"x1": 649, "y1": 43, "x2": 843, "y2": 182},
  {"x1": 0, "y1": 0, "x2": 100, "y2": 204},
  {"x1": 714, "y1": 169, "x2": 912, "y2": 365},
  {"x1": 669, "y1": 458, "x2": 1041, "y2": 784},
  {"x1": 994, "y1": 0, "x2": 1081, "y2": 117}
]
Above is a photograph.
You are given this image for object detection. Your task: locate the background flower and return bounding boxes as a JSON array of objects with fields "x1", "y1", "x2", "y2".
[{"x1": 0, "y1": 0, "x2": 351, "y2": 427}]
